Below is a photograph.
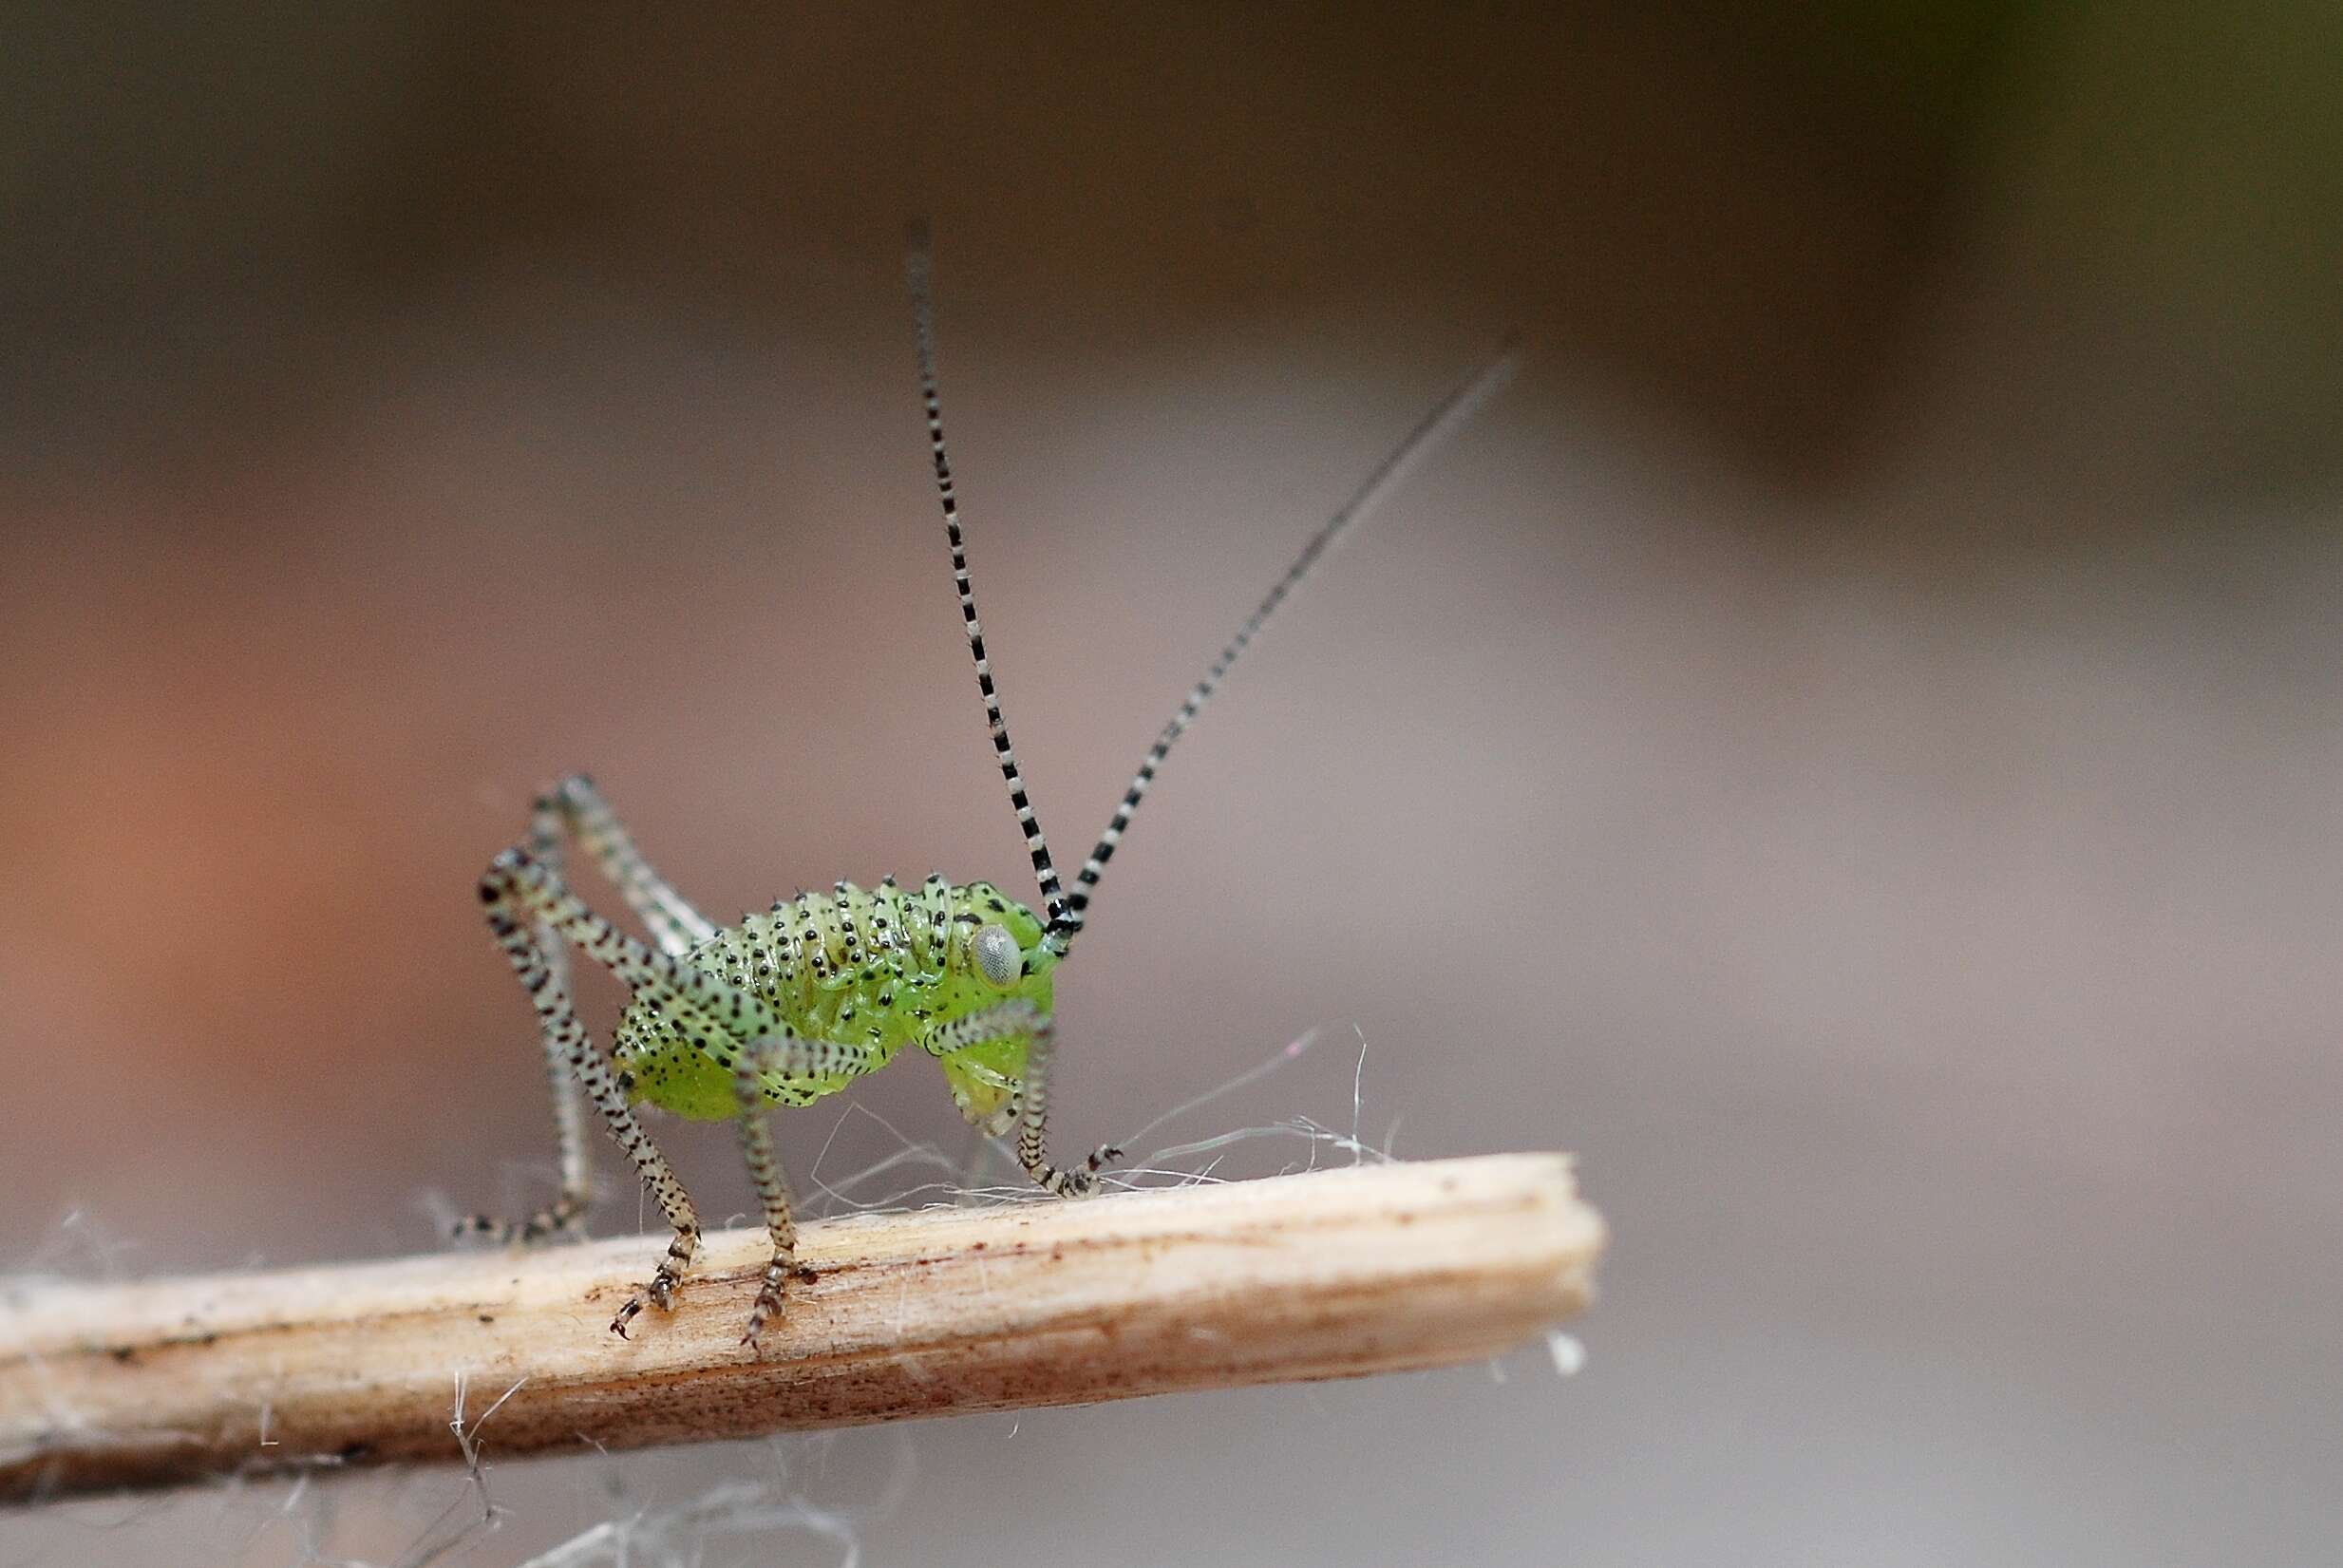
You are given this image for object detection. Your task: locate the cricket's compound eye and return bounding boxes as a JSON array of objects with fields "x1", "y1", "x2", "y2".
[{"x1": 973, "y1": 923, "x2": 1023, "y2": 989}]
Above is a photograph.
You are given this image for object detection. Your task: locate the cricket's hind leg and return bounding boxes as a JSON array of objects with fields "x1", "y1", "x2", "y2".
[
  {"x1": 471, "y1": 846, "x2": 787, "y2": 1337},
  {"x1": 529, "y1": 773, "x2": 715, "y2": 957},
  {"x1": 457, "y1": 776, "x2": 710, "y2": 1245}
]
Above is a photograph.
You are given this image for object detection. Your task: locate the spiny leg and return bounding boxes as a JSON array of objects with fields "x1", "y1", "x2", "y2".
[
  {"x1": 490, "y1": 847, "x2": 786, "y2": 1038},
  {"x1": 922, "y1": 1001, "x2": 1120, "y2": 1197},
  {"x1": 452, "y1": 889, "x2": 599, "y2": 1244},
  {"x1": 479, "y1": 847, "x2": 788, "y2": 1336},
  {"x1": 730, "y1": 1037, "x2": 803, "y2": 1351},
  {"x1": 477, "y1": 860, "x2": 699, "y2": 1332},
  {"x1": 727, "y1": 1032, "x2": 890, "y2": 1348},
  {"x1": 530, "y1": 773, "x2": 716, "y2": 958},
  {"x1": 461, "y1": 776, "x2": 718, "y2": 1243}
]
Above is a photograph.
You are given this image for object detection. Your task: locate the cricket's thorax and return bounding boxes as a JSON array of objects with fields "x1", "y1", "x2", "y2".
[{"x1": 612, "y1": 877, "x2": 1057, "y2": 1122}]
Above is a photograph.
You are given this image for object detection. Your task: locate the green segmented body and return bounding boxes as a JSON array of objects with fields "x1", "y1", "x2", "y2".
[{"x1": 614, "y1": 878, "x2": 1054, "y2": 1124}]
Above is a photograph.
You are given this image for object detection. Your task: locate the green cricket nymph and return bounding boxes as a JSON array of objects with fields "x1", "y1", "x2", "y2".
[{"x1": 464, "y1": 226, "x2": 1518, "y2": 1349}]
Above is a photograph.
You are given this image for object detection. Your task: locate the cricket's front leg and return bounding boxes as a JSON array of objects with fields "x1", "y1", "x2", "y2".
[{"x1": 922, "y1": 1001, "x2": 1121, "y2": 1198}]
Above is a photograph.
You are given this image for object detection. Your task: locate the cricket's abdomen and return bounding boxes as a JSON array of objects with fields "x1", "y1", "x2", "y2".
[{"x1": 611, "y1": 876, "x2": 1050, "y2": 1123}]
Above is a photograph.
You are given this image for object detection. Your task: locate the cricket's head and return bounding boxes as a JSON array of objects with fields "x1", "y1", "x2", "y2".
[{"x1": 935, "y1": 878, "x2": 1059, "y2": 1129}]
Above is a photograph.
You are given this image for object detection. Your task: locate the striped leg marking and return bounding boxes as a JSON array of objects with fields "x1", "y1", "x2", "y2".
[
  {"x1": 461, "y1": 778, "x2": 714, "y2": 1246},
  {"x1": 729, "y1": 1032, "x2": 842, "y2": 1351},
  {"x1": 921, "y1": 1001, "x2": 1121, "y2": 1198},
  {"x1": 530, "y1": 773, "x2": 716, "y2": 958},
  {"x1": 476, "y1": 847, "x2": 784, "y2": 1338}
]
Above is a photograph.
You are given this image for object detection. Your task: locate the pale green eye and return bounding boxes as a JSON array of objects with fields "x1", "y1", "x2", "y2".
[{"x1": 973, "y1": 923, "x2": 1023, "y2": 989}]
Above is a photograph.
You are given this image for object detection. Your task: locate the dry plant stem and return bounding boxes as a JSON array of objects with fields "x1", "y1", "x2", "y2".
[{"x1": 0, "y1": 1154, "x2": 1602, "y2": 1502}]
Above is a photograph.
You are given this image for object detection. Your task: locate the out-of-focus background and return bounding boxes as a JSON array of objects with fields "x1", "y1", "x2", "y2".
[{"x1": 5, "y1": 5, "x2": 2340, "y2": 1564}]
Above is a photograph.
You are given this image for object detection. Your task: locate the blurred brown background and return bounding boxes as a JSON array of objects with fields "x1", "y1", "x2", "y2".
[{"x1": 4, "y1": 4, "x2": 2340, "y2": 1564}]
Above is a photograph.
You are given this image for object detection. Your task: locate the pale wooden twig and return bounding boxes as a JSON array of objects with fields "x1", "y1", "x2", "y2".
[{"x1": 0, "y1": 1153, "x2": 1601, "y2": 1502}]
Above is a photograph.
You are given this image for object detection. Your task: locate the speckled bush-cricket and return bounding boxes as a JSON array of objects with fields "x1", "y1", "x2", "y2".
[{"x1": 463, "y1": 232, "x2": 1517, "y2": 1347}]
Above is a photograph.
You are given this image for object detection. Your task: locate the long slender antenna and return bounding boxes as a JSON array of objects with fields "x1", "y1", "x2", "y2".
[
  {"x1": 1052, "y1": 336, "x2": 1521, "y2": 951},
  {"x1": 905, "y1": 223, "x2": 1070, "y2": 933}
]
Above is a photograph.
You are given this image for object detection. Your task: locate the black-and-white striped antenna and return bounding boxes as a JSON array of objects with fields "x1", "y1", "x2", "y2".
[
  {"x1": 906, "y1": 223, "x2": 1518, "y2": 956},
  {"x1": 1052, "y1": 334, "x2": 1521, "y2": 951},
  {"x1": 906, "y1": 223, "x2": 1072, "y2": 939}
]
